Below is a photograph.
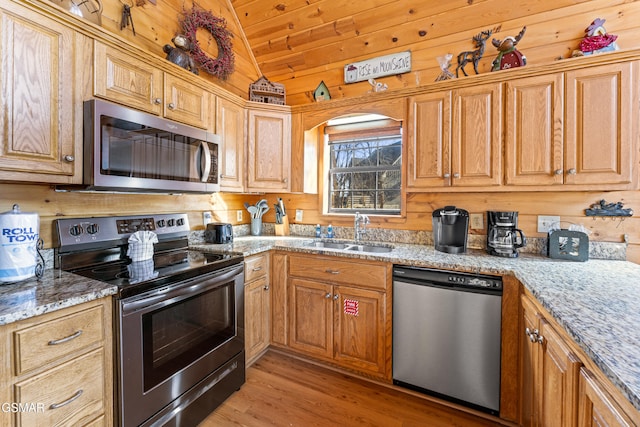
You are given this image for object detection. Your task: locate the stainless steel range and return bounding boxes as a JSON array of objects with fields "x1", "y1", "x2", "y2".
[{"x1": 54, "y1": 213, "x2": 245, "y2": 427}]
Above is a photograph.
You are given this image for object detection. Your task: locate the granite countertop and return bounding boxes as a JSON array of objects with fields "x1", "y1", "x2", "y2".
[
  {"x1": 0, "y1": 269, "x2": 117, "y2": 326},
  {"x1": 192, "y1": 235, "x2": 640, "y2": 412}
]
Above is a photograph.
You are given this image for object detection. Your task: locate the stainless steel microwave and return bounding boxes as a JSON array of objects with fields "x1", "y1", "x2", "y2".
[{"x1": 80, "y1": 99, "x2": 220, "y2": 193}]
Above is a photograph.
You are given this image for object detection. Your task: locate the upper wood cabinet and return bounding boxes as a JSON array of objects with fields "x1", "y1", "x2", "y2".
[
  {"x1": 505, "y1": 74, "x2": 565, "y2": 186},
  {"x1": 94, "y1": 42, "x2": 214, "y2": 130},
  {"x1": 216, "y1": 97, "x2": 246, "y2": 192},
  {"x1": 565, "y1": 62, "x2": 636, "y2": 187},
  {"x1": 506, "y1": 62, "x2": 637, "y2": 189},
  {"x1": 246, "y1": 106, "x2": 291, "y2": 192},
  {"x1": 407, "y1": 82, "x2": 502, "y2": 190},
  {"x1": 0, "y1": 2, "x2": 90, "y2": 184}
]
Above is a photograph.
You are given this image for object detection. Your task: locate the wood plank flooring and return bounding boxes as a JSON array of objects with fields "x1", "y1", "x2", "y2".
[{"x1": 200, "y1": 350, "x2": 507, "y2": 427}]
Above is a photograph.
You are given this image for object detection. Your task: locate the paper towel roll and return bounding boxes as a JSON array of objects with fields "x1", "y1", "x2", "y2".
[{"x1": 0, "y1": 204, "x2": 39, "y2": 283}]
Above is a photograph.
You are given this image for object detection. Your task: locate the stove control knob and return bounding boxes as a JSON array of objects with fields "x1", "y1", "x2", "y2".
[
  {"x1": 157, "y1": 219, "x2": 166, "y2": 228},
  {"x1": 69, "y1": 224, "x2": 83, "y2": 237},
  {"x1": 176, "y1": 218, "x2": 185, "y2": 226},
  {"x1": 86, "y1": 224, "x2": 99, "y2": 235},
  {"x1": 167, "y1": 219, "x2": 175, "y2": 227}
]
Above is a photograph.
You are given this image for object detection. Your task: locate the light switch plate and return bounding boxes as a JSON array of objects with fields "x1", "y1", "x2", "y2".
[
  {"x1": 236, "y1": 210, "x2": 243, "y2": 222},
  {"x1": 295, "y1": 209, "x2": 303, "y2": 221},
  {"x1": 538, "y1": 215, "x2": 560, "y2": 233},
  {"x1": 203, "y1": 211, "x2": 213, "y2": 225},
  {"x1": 470, "y1": 213, "x2": 484, "y2": 230}
]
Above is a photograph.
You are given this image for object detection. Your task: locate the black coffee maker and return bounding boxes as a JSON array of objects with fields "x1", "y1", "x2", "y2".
[
  {"x1": 432, "y1": 206, "x2": 469, "y2": 254},
  {"x1": 486, "y1": 211, "x2": 526, "y2": 257}
]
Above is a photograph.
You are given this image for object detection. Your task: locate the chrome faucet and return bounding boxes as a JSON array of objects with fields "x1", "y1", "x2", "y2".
[{"x1": 354, "y1": 212, "x2": 370, "y2": 243}]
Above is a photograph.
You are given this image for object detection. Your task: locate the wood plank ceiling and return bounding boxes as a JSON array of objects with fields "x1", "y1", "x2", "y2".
[{"x1": 229, "y1": 0, "x2": 640, "y2": 105}]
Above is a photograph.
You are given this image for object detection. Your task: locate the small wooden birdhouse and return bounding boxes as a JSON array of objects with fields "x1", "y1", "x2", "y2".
[
  {"x1": 249, "y1": 76, "x2": 286, "y2": 105},
  {"x1": 313, "y1": 81, "x2": 331, "y2": 102}
]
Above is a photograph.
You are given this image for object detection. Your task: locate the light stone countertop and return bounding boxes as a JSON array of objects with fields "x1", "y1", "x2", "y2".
[
  {"x1": 0, "y1": 269, "x2": 117, "y2": 325},
  {"x1": 192, "y1": 235, "x2": 640, "y2": 412}
]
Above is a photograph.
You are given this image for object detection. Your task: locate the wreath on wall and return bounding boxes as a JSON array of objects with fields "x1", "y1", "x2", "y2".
[{"x1": 180, "y1": 7, "x2": 235, "y2": 80}]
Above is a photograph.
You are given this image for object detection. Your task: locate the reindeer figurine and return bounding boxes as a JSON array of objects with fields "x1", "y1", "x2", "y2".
[{"x1": 456, "y1": 29, "x2": 493, "y2": 77}]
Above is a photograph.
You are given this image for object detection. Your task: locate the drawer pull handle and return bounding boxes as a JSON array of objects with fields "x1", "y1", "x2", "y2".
[
  {"x1": 252, "y1": 266, "x2": 263, "y2": 272},
  {"x1": 48, "y1": 330, "x2": 82, "y2": 346},
  {"x1": 325, "y1": 269, "x2": 340, "y2": 274},
  {"x1": 50, "y1": 389, "x2": 83, "y2": 409}
]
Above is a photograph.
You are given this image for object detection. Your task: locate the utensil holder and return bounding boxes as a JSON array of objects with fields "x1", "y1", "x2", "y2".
[
  {"x1": 250, "y1": 218, "x2": 262, "y2": 236},
  {"x1": 275, "y1": 215, "x2": 290, "y2": 236}
]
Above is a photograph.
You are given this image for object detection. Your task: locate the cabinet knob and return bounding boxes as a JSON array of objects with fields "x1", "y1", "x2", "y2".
[
  {"x1": 554, "y1": 169, "x2": 563, "y2": 175},
  {"x1": 333, "y1": 294, "x2": 339, "y2": 300},
  {"x1": 537, "y1": 335, "x2": 545, "y2": 345},
  {"x1": 63, "y1": 155, "x2": 75, "y2": 162},
  {"x1": 325, "y1": 293, "x2": 332, "y2": 299},
  {"x1": 153, "y1": 98, "x2": 162, "y2": 105},
  {"x1": 567, "y1": 168, "x2": 577, "y2": 175},
  {"x1": 263, "y1": 285, "x2": 269, "y2": 291},
  {"x1": 282, "y1": 177, "x2": 288, "y2": 184},
  {"x1": 167, "y1": 103, "x2": 176, "y2": 110},
  {"x1": 453, "y1": 173, "x2": 461, "y2": 179},
  {"x1": 443, "y1": 173, "x2": 451, "y2": 178}
]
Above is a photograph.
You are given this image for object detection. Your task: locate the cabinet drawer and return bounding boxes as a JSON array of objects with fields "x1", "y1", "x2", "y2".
[
  {"x1": 289, "y1": 255, "x2": 388, "y2": 290},
  {"x1": 245, "y1": 254, "x2": 268, "y2": 282},
  {"x1": 14, "y1": 306, "x2": 104, "y2": 375},
  {"x1": 14, "y1": 348, "x2": 105, "y2": 426}
]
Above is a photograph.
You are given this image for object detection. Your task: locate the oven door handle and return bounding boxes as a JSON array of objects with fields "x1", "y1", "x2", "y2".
[{"x1": 121, "y1": 264, "x2": 243, "y2": 315}]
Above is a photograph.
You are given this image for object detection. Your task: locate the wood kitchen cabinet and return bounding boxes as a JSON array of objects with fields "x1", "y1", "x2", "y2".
[
  {"x1": 246, "y1": 104, "x2": 291, "y2": 192},
  {"x1": 244, "y1": 253, "x2": 271, "y2": 365},
  {"x1": 505, "y1": 63, "x2": 637, "y2": 189},
  {"x1": 286, "y1": 254, "x2": 391, "y2": 380},
  {"x1": 0, "y1": 298, "x2": 113, "y2": 426},
  {"x1": 521, "y1": 294, "x2": 582, "y2": 427},
  {"x1": 578, "y1": 368, "x2": 634, "y2": 427},
  {"x1": 407, "y1": 82, "x2": 502, "y2": 190},
  {"x1": 0, "y1": 1, "x2": 90, "y2": 184},
  {"x1": 94, "y1": 42, "x2": 214, "y2": 130},
  {"x1": 216, "y1": 97, "x2": 246, "y2": 192}
]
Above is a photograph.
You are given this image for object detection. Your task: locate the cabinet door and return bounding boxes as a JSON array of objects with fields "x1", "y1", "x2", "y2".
[
  {"x1": 245, "y1": 276, "x2": 270, "y2": 364},
  {"x1": 578, "y1": 368, "x2": 634, "y2": 427},
  {"x1": 0, "y1": 3, "x2": 82, "y2": 183},
  {"x1": 521, "y1": 295, "x2": 541, "y2": 427},
  {"x1": 288, "y1": 278, "x2": 332, "y2": 358},
  {"x1": 505, "y1": 74, "x2": 564, "y2": 186},
  {"x1": 451, "y1": 83, "x2": 502, "y2": 187},
  {"x1": 565, "y1": 62, "x2": 635, "y2": 186},
  {"x1": 270, "y1": 252, "x2": 288, "y2": 346},
  {"x1": 247, "y1": 109, "x2": 291, "y2": 192},
  {"x1": 333, "y1": 286, "x2": 387, "y2": 378},
  {"x1": 539, "y1": 319, "x2": 581, "y2": 427},
  {"x1": 94, "y1": 41, "x2": 163, "y2": 115},
  {"x1": 407, "y1": 92, "x2": 451, "y2": 188},
  {"x1": 217, "y1": 98, "x2": 246, "y2": 191},
  {"x1": 163, "y1": 73, "x2": 212, "y2": 129}
]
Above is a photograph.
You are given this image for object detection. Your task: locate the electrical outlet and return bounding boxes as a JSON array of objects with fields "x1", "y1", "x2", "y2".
[
  {"x1": 295, "y1": 209, "x2": 303, "y2": 221},
  {"x1": 537, "y1": 215, "x2": 560, "y2": 233},
  {"x1": 203, "y1": 211, "x2": 213, "y2": 225},
  {"x1": 470, "y1": 213, "x2": 484, "y2": 230},
  {"x1": 236, "y1": 210, "x2": 243, "y2": 222}
]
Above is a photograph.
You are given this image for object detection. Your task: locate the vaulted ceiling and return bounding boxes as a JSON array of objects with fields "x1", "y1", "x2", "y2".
[{"x1": 229, "y1": 0, "x2": 640, "y2": 105}]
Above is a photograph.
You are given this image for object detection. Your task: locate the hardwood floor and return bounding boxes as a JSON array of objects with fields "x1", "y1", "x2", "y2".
[{"x1": 200, "y1": 350, "x2": 506, "y2": 427}]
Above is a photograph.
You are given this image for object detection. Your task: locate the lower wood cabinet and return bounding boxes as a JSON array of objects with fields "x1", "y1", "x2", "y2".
[
  {"x1": 244, "y1": 253, "x2": 271, "y2": 365},
  {"x1": 0, "y1": 297, "x2": 113, "y2": 426},
  {"x1": 284, "y1": 253, "x2": 391, "y2": 380},
  {"x1": 520, "y1": 292, "x2": 639, "y2": 427}
]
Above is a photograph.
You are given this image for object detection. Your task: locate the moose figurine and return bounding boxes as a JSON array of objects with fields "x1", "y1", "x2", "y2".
[
  {"x1": 456, "y1": 29, "x2": 493, "y2": 77},
  {"x1": 491, "y1": 27, "x2": 527, "y2": 71}
]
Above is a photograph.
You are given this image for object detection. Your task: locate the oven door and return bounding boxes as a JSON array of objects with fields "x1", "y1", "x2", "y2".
[{"x1": 117, "y1": 263, "x2": 244, "y2": 427}]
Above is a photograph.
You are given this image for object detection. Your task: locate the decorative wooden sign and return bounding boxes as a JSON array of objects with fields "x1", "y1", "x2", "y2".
[{"x1": 344, "y1": 51, "x2": 411, "y2": 84}]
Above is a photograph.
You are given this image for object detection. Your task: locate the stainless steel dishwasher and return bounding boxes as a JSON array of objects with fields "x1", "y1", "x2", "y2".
[{"x1": 392, "y1": 265, "x2": 502, "y2": 416}]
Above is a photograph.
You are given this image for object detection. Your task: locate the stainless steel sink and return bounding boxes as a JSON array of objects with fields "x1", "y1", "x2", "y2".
[
  {"x1": 346, "y1": 244, "x2": 393, "y2": 253},
  {"x1": 307, "y1": 241, "x2": 393, "y2": 253},
  {"x1": 308, "y1": 241, "x2": 350, "y2": 250}
]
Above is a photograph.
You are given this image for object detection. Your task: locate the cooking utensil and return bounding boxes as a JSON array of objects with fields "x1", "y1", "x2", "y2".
[{"x1": 246, "y1": 205, "x2": 258, "y2": 218}]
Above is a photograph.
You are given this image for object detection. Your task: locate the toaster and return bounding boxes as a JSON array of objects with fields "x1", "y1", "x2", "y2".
[{"x1": 205, "y1": 222, "x2": 233, "y2": 244}]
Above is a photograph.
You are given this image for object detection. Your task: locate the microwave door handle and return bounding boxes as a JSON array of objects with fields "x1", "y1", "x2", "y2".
[{"x1": 199, "y1": 141, "x2": 211, "y2": 182}]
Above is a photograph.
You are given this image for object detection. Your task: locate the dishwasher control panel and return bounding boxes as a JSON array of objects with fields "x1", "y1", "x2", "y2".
[{"x1": 393, "y1": 266, "x2": 502, "y2": 292}]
